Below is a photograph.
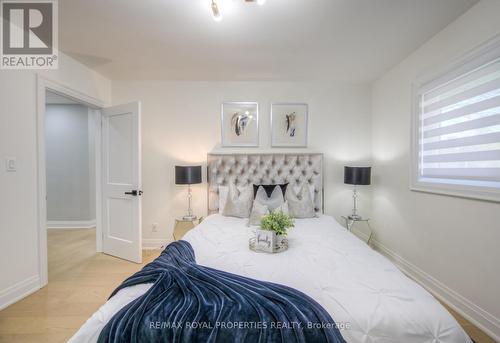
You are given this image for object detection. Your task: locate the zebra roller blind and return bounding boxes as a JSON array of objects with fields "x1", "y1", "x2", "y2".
[{"x1": 414, "y1": 39, "x2": 500, "y2": 197}]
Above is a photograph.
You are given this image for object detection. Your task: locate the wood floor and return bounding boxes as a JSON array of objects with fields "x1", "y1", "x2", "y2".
[
  {"x1": 0, "y1": 229, "x2": 496, "y2": 343},
  {"x1": 442, "y1": 303, "x2": 497, "y2": 343},
  {"x1": 0, "y1": 229, "x2": 160, "y2": 343}
]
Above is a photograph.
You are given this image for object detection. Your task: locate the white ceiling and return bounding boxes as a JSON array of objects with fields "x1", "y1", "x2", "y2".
[{"x1": 59, "y1": 0, "x2": 478, "y2": 83}]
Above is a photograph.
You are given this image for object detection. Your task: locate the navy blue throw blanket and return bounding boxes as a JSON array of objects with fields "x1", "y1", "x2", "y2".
[{"x1": 98, "y1": 241, "x2": 346, "y2": 343}]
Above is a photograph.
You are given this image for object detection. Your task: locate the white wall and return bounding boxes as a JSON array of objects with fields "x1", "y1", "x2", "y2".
[
  {"x1": 0, "y1": 53, "x2": 110, "y2": 309},
  {"x1": 45, "y1": 104, "x2": 95, "y2": 223},
  {"x1": 371, "y1": 0, "x2": 500, "y2": 339},
  {"x1": 112, "y1": 81, "x2": 372, "y2": 244}
]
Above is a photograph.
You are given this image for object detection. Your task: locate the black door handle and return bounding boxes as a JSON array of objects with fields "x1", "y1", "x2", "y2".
[{"x1": 125, "y1": 190, "x2": 143, "y2": 196}]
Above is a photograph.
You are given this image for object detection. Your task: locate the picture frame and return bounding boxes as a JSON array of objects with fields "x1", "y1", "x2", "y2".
[
  {"x1": 221, "y1": 102, "x2": 259, "y2": 147},
  {"x1": 271, "y1": 103, "x2": 308, "y2": 147}
]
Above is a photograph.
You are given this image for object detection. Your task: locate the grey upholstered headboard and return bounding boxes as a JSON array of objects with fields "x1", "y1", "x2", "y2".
[{"x1": 207, "y1": 153, "x2": 324, "y2": 214}]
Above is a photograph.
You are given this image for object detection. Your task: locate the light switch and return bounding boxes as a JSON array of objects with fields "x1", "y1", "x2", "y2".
[{"x1": 5, "y1": 157, "x2": 17, "y2": 172}]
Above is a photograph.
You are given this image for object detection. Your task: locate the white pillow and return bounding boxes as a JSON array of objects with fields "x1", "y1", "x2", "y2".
[
  {"x1": 218, "y1": 185, "x2": 229, "y2": 213},
  {"x1": 292, "y1": 183, "x2": 315, "y2": 203},
  {"x1": 218, "y1": 185, "x2": 248, "y2": 214},
  {"x1": 286, "y1": 183, "x2": 316, "y2": 218},
  {"x1": 222, "y1": 184, "x2": 253, "y2": 218},
  {"x1": 255, "y1": 185, "x2": 285, "y2": 211},
  {"x1": 273, "y1": 201, "x2": 289, "y2": 215},
  {"x1": 248, "y1": 200, "x2": 270, "y2": 226}
]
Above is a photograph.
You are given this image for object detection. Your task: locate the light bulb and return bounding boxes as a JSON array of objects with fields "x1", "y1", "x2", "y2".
[{"x1": 211, "y1": 1, "x2": 222, "y2": 21}]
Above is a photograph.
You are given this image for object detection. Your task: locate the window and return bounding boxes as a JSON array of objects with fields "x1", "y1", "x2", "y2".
[{"x1": 411, "y1": 38, "x2": 500, "y2": 202}]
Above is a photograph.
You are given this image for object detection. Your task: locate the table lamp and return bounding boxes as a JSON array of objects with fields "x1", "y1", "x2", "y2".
[
  {"x1": 175, "y1": 165, "x2": 202, "y2": 220},
  {"x1": 344, "y1": 166, "x2": 371, "y2": 220}
]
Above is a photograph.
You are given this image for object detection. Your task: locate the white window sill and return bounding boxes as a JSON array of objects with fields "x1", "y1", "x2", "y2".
[{"x1": 410, "y1": 179, "x2": 500, "y2": 203}]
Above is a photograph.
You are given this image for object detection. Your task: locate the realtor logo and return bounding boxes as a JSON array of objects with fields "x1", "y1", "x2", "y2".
[{"x1": 1, "y1": 0, "x2": 58, "y2": 69}]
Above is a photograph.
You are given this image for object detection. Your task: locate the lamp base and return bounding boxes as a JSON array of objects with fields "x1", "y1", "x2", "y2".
[
  {"x1": 348, "y1": 214, "x2": 362, "y2": 221},
  {"x1": 182, "y1": 214, "x2": 197, "y2": 221}
]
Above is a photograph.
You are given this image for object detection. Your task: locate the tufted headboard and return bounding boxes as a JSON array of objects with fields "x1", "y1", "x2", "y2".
[{"x1": 207, "y1": 153, "x2": 323, "y2": 214}]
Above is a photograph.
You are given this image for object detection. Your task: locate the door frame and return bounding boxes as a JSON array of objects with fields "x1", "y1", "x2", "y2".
[{"x1": 36, "y1": 75, "x2": 107, "y2": 287}]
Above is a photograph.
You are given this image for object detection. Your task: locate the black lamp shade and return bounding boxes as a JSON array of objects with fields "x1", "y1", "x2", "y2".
[
  {"x1": 344, "y1": 166, "x2": 371, "y2": 185},
  {"x1": 175, "y1": 166, "x2": 202, "y2": 185}
]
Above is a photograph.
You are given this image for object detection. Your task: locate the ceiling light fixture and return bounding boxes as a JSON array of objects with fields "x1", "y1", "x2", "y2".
[
  {"x1": 211, "y1": 0, "x2": 265, "y2": 22},
  {"x1": 211, "y1": 0, "x2": 222, "y2": 22}
]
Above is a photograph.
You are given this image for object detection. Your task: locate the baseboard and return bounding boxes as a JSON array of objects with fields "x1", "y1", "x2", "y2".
[
  {"x1": 372, "y1": 239, "x2": 500, "y2": 342},
  {"x1": 47, "y1": 220, "x2": 96, "y2": 229},
  {"x1": 0, "y1": 275, "x2": 40, "y2": 311},
  {"x1": 142, "y1": 238, "x2": 170, "y2": 250}
]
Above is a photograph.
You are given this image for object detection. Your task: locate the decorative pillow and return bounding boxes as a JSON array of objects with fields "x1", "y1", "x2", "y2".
[
  {"x1": 218, "y1": 185, "x2": 229, "y2": 213},
  {"x1": 255, "y1": 185, "x2": 285, "y2": 211},
  {"x1": 253, "y1": 183, "x2": 288, "y2": 199},
  {"x1": 248, "y1": 200, "x2": 289, "y2": 227},
  {"x1": 248, "y1": 200, "x2": 270, "y2": 226},
  {"x1": 219, "y1": 185, "x2": 248, "y2": 214},
  {"x1": 286, "y1": 183, "x2": 316, "y2": 218},
  {"x1": 292, "y1": 183, "x2": 315, "y2": 204},
  {"x1": 273, "y1": 201, "x2": 289, "y2": 215},
  {"x1": 222, "y1": 184, "x2": 253, "y2": 218}
]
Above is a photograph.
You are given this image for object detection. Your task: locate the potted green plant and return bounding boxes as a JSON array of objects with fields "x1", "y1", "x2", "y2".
[{"x1": 259, "y1": 211, "x2": 295, "y2": 249}]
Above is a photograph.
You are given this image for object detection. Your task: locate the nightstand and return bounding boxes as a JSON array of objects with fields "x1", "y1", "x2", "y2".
[
  {"x1": 173, "y1": 217, "x2": 202, "y2": 241},
  {"x1": 341, "y1": 216, "x2": 373, "y2": 245}
]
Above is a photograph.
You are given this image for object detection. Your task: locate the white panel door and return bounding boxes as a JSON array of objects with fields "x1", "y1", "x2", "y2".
[{"x1": 101, "y1": 102, "x2": 142, "y2": 263}]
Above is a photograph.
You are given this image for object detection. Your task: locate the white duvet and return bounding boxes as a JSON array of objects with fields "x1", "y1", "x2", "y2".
[{"x1": 70, "y1": 214, "x2": 471, "y2": 343}]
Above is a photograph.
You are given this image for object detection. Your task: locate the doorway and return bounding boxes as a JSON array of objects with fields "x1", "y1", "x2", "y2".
[
  {"x1": 44, "y1": 91, "x2": 99, "y2": 280},
  {"x1": 37, "y1": 76, "x2": 143, "y2": 288}
]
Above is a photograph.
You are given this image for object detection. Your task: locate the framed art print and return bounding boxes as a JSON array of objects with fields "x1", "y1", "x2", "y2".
[
  {"x1": 221, "y1": 102, "x2": 259, "y2": 147},
  {"x1": 271, "y1": 103, "x2": 308, "y2": 147}
]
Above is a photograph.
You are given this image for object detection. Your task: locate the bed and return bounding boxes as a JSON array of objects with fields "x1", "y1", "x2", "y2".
[{"x1": 69, "y1": 153, "x2": 471, "y2": 343}]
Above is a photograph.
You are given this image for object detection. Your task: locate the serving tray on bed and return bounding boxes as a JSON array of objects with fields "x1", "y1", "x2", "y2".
[{"x1": 249, "y1": 237, "x2": 288, "y2": 253}]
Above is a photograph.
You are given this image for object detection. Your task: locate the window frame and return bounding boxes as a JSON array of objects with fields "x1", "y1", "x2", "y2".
[{"x1": 410, "y1": 35, "x2": 500, "y2": 203}]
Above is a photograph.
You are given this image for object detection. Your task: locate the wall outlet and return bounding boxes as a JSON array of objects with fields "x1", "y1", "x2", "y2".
[
  {"x1": 152, "y1": 223, "x2": 159, "y2": 232},
  {"x1": 5, "y1": 157, "x2": 16, "y2": 172}
]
